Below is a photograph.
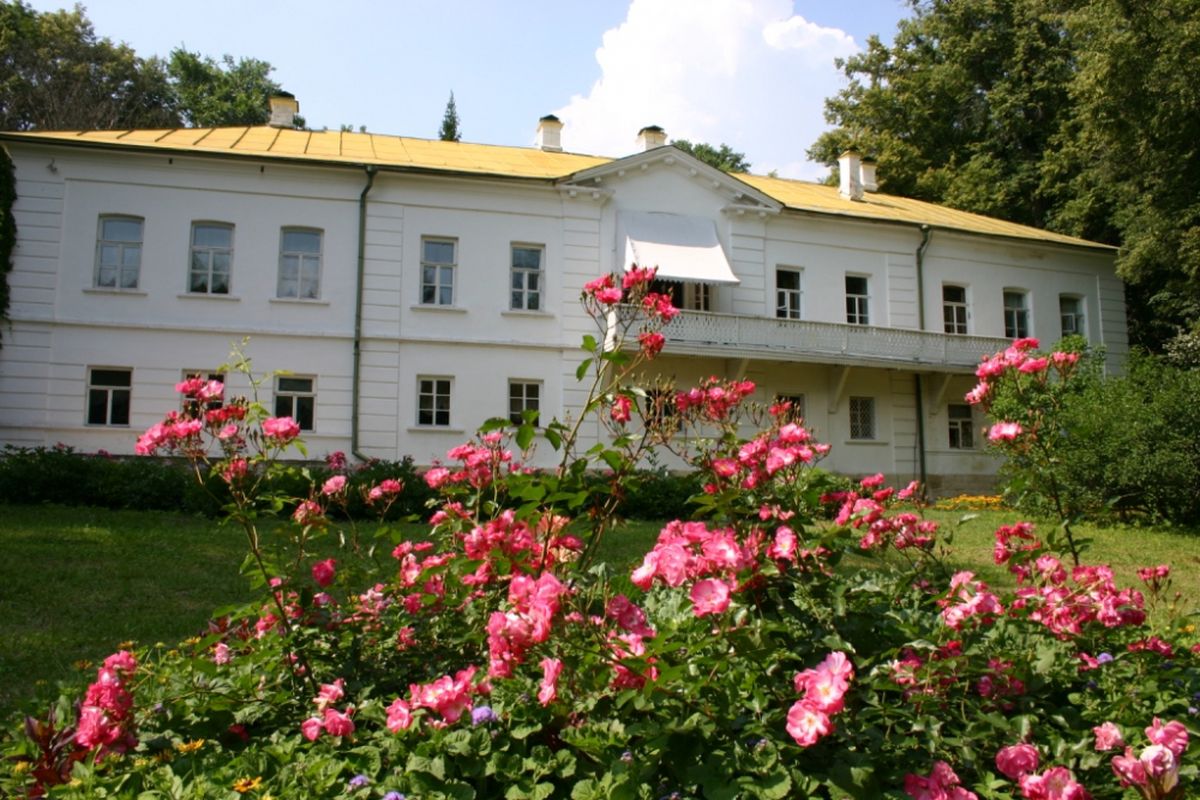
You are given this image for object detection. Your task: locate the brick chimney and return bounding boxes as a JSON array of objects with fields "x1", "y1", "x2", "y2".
[
  {"x1": 268, "y1": 93, "x2": 299, "y2": 128},
  {"x1": 637, "y1": 125, "x2": 668, "y2": 151},
  {"x1": 536, "y1": 115, "x2": 563, "y2": 152}
]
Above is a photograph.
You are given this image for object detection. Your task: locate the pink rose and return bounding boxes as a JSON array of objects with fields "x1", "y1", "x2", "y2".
[
  {"x1": 213, "y1": 642, "x2": 231, "y2": 665},
  {"x1": 538, "y1": 657, "x2": 563, "y2": 706},
  {"x1": 690, "y1": 578, "x2": 732, "y2": 617},
  {"x1": 995, "y1": 743, "x2": 1039, "y2": 780},
  {"x1": 301, "y1": 716, "x2": 323, "y2": 741},
  {"x1": 786, "y1": 700, "x2": 831, "y2": 747},
  {"x1": 1145, "y1": 718, "x2": 1189, "y2": 757},
  {"x1": 386, "y1": 698, "x2": 413, "y2": 732},
  {"x1": 322, "y1": 707, "x2": 355, "y2": 738},
  {"x1": 262, "y1": 416, "x2": 301, "y2": 443},
  {"x1": 312, "y1": 558, "x2": 337, "y2": 587},
  {"x1": 988, "y1": 421, "x2": 1023, "y2": 442},
  {"x1": 321, "y1": 475, "x2": 347, "y2": 496},
  {"x1": 1093, "y1": 721, "x2": 1124, "y2": 751}
]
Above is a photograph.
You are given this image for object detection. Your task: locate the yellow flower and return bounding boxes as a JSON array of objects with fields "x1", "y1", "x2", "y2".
[
  {"x1": 12, "y1": 761, "x2": 30, "y2": 775},
  {"x1": 233, "y1": 776, "x2": 263, "y2": 794},
  {"x1": 73, "y1": 659, "x2": 94, "y2": 671},
  {"x1": 174, "y1": 738, "x2": 206, "y2": 753},
  {"x1": 117, "y1": 640, "x2": 136, "y2": 650},
  {"x1": 182, "y1": 636, "x2": 202, "y2": 646}
]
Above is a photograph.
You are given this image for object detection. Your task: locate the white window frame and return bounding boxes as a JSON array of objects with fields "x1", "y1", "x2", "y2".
[
  {"x1": 274, "y1": 375, "x2": 316, "y2": 431},
  {"x1": 188, "y1": 222, "x2": 234, "y2": 295},
  {"x1": 510, "y1": 244, "x2": 544, "y2": 311},
  {"x1": 94, "y1": 215, "x2": 143, "y2": 290},
  {"x1": 775, "y1": 393, "x2": 806, "y2": 423},
  {"x1": 86, "y1": 367, "x2": 132, "y2": 426},
  {"x1": 421, "y1": 237, "x2": 457, "y2": 306},
  {"x1": 947, "y1": 403, "x2": 975, "y2": 450},
  {"x1": 508, "y1": 379, "x2": 542, "y2": 425},
  {"x1": 942, "y1": 284, "x2": 968, "y2": 334},
  {"x1": 1003, "y1": 290, "x2": 1030, "y2": 339},
  {"x1": 776, "y1": 267, "x2": 803, "y2": 320},
  {"x1": 1059, "y1": 294, "x2": 1086, "y2": 339},
  {"x1": 845, "y1": 275, "x2": 870, "y2": 325},
  {"x1": 277, "y1": 228, "x2": 323, "y2": 300},
  {"x1": 848, "y1": 396, "x2": 875, "y2": 440},
  {"x1": 417, "y1": 376, "x2": 452, "y2": 427}
]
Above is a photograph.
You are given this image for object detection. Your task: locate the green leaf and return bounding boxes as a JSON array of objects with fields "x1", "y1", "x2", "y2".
[
  {"x1": 576, "y1": 358, "x2": 593, "y2": 381},
  {"x1": 581, "y1": 334, "x2": 597, "y2": 352},
  {"x1": 516, "y1": 423, "x2": 535, "y2": 451}
]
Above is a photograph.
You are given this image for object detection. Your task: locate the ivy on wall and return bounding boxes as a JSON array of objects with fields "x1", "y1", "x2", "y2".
[{"x1": 0, "y1": 147, "x2": 14, "y2": 346}]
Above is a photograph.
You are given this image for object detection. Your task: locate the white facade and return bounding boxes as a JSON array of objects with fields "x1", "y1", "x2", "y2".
[{"x1": 0, "y1": 130, "x2": 1126, "y2": 493}]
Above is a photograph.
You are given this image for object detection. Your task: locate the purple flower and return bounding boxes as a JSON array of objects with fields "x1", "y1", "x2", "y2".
[
  {"x1": 1096, "y1": 652, "x2": 1114, "y2": 665},
  {"x1": 472, "y1": 705, "x2": 498, "y2": 725},
  {"x1": 383, "y1": 793, "x2": 406, "y2": 800},
  {"x1": 348, "y1": 774, "x2": 370, "y2": 789}
]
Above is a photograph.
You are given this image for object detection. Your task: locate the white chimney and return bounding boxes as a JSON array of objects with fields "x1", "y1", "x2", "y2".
[
  {"x1": 268, "y1": 94, "x2": 299, "y2": 128},
  {"x1": 860, "y1": 158, "x2": 878, "y2": 193},
  {"x1": 536, "y1": 115, "x2": 563, "y2": 152},
  {"x1": 838, "y1": 150, "x2": 863, "y2": 201},
  {"x1": 637, "y1": 125, "x2": 668, "y2": 151}
]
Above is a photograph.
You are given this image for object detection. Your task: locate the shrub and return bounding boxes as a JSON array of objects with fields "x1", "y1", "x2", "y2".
[{"x1": 4, "y1": 271, "x2": 1198, "y2": 800}]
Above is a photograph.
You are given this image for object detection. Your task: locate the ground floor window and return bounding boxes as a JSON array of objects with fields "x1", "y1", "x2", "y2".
[
  {"x1": 418, "y1": 377, "x2": 452, "y2": 427},
  {"x1": 274, "y1": 376, "x2": 315, "y2": 430},
  {"x1": 947, "y1": 403, "x2": 974, "y2": 449},
  {"x1": 774, "y1": 393, "x2": 806, "y2": 423},
  {"x1": 87, "y1": 368, "x2": 131, "y2": 426},
  {"x1": 848, "y1": 396, "x2": 875, "y2": 440},
  {"x1": 508, "y1": 380, "x2": 541, "y2": 425}
]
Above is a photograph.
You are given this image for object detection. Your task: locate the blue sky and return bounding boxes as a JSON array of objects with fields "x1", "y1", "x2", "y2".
[{"x1": 26, "y1": 0, "x2": 909, "y2": 180}]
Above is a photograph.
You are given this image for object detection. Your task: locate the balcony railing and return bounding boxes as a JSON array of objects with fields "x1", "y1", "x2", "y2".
[{"x1": 642, "y1": 308, "x2": 1009, "y2": 372}]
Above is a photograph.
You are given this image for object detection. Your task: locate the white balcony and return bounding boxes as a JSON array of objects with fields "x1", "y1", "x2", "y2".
[{"x1": 647, "y1": 309, "x2": 1009, "y2": 372}]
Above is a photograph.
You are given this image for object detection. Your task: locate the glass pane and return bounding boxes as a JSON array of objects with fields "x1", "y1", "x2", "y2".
[
  {"x1": 778, "y1": 271, "x2": 799, "y2": 290},
  {"x1": 527, "y1": 293, "x2": 539, "y2": 311},
  {"x1": 435, "y1": 380, "x2": 450, "y2": 396},
  {"x1": 296, "y1": 396, "x2": 314, "y2": 430},
  {"x1": 527, "y1": 272, "x2": 539, "y2": 292},
  {"x1": 512, "y1": 272, "x2": 524, "y2": 290},
  {"x1": 278, "y1": 377, "x2": 313, "y2": 393},
  {"x1": 190, "y1": 272, "x2": 209, "y2": 293},
  {"x1": 193, "y1": 224, "x2": 232, "y2": 248},
  {"x1": 278, "y1": 277, "x2": 298, "y2": 298},
  {"x1": 119, "y1": 266, "x2": 139, "y2": 289},
  {"x1": 110, "y1": 389, "x2": 130, "y2": 425},
  {"x1": 87, "y1": 389, "x2": 109, "y2": 424},
  {"x1": 97, "y1": 267, "x2": 116, "y2": 288},
  {"x1": 92, "y1": 369, "x2": 131, "y2": 387},
  {"x1": 846, "y1": 276, "x2": 868, "y2": 295},
  {"x1": 122, "y1": 245, "x2": 141, "y2": 268},
  {"x1": 300, "y1": 257, "x2": 319, "y2": 281},
  {"x1": 211, "y1": 275, "x2": 229, "y2": 294},
  {"x1": 511, "y1": 290, "x2": 523, "y2": 308},
  {"x1": 423, "y1": 240, "x2": 455, "y2": 264},
  {"x1": 512, "y1": 247, "x2": 540, "y2": 269},
  {"x1": 943, "y1": 285, "x2": 965, "y2": 303},
  {"x1": 213, "y1": 253, "x2": 231, "y2": 274},
  {"x1": 102, "y1": 218, "x2": 142, "y2": 242},
  {"x1": 280, "y1": 255, "x2": 299, "y2": 279},
  {"x1": 283, "y1": 230, "x2": 321, "y2": 253},
  {"x1": 438, "y1": 284, "x2": 453, "y2": 305},
  {"x1": 274, "y1": 396, "x2": 292, "y2": 418},
  {"x1": 99, "y1": 245, "x2": 119, "y2": 266}
]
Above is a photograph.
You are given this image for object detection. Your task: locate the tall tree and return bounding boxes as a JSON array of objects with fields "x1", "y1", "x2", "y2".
[
  {"x1": 0, "y1": 0, "x2": 179, "y2": 130},
  {"x1": 439, "y1": 92, "x2": 461, "y2": 142},
  {"x1": 809, "y1": 0, "x2": 1200, "y2": 349},
  {"x1": 671, "y1": 140, "x2": 751, "y2": 173},
  {"x1": 167, "y1": 49, "x2": 299, "y2": 128}
]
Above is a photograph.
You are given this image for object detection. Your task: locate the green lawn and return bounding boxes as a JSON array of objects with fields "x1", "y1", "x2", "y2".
[{"x1": 2, "y1": 503, "x2": 1198, "y2": 721}]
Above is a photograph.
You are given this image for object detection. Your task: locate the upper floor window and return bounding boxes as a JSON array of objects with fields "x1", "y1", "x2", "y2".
[
  {"x1": 848, "y1": 395, "x2": 875, "y2": 440},
  {"x1": 650, "y1": 279, "x2": 710, "y2": 311},
  {"x1": 417, "y1": 377, "x2": 452, "y2": 427},
  {"x1": 947, "y1": 403, "x2": 975, "y2": 449},
  {"x1": 95, "y1": 216, "x2": 143, "y2": 290},
  {"x1": 845, "y1": 275, "x2": 870, "y2": 325},
  {"x1": 508, "y1": 380, "x2": 541, "y2": 425},
  {"x1": 86, "y1": 367, "x2": 131, "y2": 426},
  {"x1": 1060, "y1": 295, "x2": 1085, "y2": 338},
  {"x1": 278, "y1": 228, "x2": 322, "y2": 300},
  {"x1": 189, "y1": 223, "x2": 233, "y2": 295},
  {"x1": 1003, "y1": 290, "x2": 1030, "y2": 339},
  {"x1": 274, "y1": 376, "x2": 315, "y2": 431},
  {"x1": 510, "y1": 245, "x2": 543, "y2": 311},
  {"x1": 421, "y1": 238, "x2": 457, "y2": 305},
  {"x1": 943, "y1": 284, "x2": 968, "y2": 334},
  {"x1": 776, "y1": 268, "x2": 803, "y2": 319}
]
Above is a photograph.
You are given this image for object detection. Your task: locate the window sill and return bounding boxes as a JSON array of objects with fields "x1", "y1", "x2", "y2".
[
  {"x1": 270, "y1": 297, "x2": 330, "y2": 306},
  {"x1": 178, "y1": 293, "x2": 241, "y2": 301},
  {"x1": 411, "y1": 304, "x2": 467, "y2": 314},
  {"x1": 502, "y1": 310, "x2": 554, "y2": 319},
  {"x1": 844, "y1": 439, "x2": 889, "y2": 446},
  {"x1": 83, "y1": 288, "x2": 147, "y2": 297},
  {"x1": 407, "y1": 426, "x2": 465, "y2": 434}
]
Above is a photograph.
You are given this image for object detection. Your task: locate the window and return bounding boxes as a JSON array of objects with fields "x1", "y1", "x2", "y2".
[
  {"x1": 848, "y1": 396, "x2": 875, "y2": 440},
  {"x1": 94, "y1": 216, "x2": 143, "y2": 289},
  {"x1": 508, "y1": 380, "x2": 541, "y2": 425},
  {"x1": 189, "y1": 223, "x2": 233, "y2": 294},
  {"x1": 1060, "y1": 295, "x2": 1085, "y2": 338},
  {"x1": 86, "y1": 368, "x2": 132, "y2": 426},
  {"x1": 510, "y1": 245, "x2": 543, "y2": 311},
  {"x1": 274, "y1": 376, "x2": 315, "y2": 430},
  {"x1": 278, "y1": 228, "x2": 322, "y2": 299},
  {"x1": 776, "y1": 268, "x2": 803, "y2": 319},
  {"x1": 947, "y1": 403, "x2": 975, "y2": 449},
  {"x1": 649, "y1": 279, "x2": 711, "y2": 311},
  {"x1": 421, "y1": 238, "x2": 456, "y2": 305},
  {"x1": 845, "y1": 275, "x2": 870, "y2": 325},
  {"x1": 417, "y1": 377, "x2": 451, "y2": 427},
  {"x1": 1003, "y1": 290, "x2": 1030, "y2": 339},
  {"x1": 775, "y1": 393, "x2": 806, "y2": 423},
  {"x1": 181, "y1": 371, "x2": 225, "y2": 415},
  {"x1": 943, "y1": 285, "x2": 968, "y2": 334}
]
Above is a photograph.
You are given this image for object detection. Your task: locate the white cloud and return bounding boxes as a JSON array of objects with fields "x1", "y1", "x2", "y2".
[{"x1": 554, "y1": 0, "x2": 859, "y2": 181}]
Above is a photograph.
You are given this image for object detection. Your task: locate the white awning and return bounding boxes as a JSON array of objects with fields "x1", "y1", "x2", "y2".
[{"x1": 620, "y1": 211, "x2": 740, "y2": 285}]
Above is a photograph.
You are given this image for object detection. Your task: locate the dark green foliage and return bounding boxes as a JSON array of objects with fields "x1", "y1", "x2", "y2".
[
  {"x1": 438, "y1": 91, "x2": 461, "y2": 142},
  {"x1": 670, "y1": 140, "x2": 751, "y2": 173},
  {"x1": 166, "y1": 49, "x2": 299, "y2": 128},
  {"x1": 611, "y1": 469, "x2": 705, "y2": 520}
]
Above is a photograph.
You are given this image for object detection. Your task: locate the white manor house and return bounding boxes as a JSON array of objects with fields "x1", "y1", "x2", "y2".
[{"x1": 0, "y1": 97, "x2": 1127, "y2": 493}]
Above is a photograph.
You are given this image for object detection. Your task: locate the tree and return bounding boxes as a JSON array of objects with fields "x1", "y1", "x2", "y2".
[
  {"x1": 438, "y1": 92, "x2": 461, "y2": 142},
  {"x1": 808, "y1": 0, "x2": 1200, "y2": 349},
  {"x1": 0, "y1": 0, "x2": 179, "y2": 131},
  {"x1": 167, "y1": 49, "x2": 300, "y2": 128},
  {"x1": 671, "y1": 139, "x2": 750, "y2": 173}
]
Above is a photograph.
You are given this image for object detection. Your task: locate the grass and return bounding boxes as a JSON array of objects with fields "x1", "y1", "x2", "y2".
[{"x1": 3, "y1": 502, "x2": 1199, "y2": 721}]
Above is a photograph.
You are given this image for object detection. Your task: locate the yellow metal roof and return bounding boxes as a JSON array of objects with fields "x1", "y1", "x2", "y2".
[{"x1": 1, "y1": 126, "x2": 1109, "y2": 250}]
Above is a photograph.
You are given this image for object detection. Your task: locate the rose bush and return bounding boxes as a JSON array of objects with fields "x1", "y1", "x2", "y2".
[{"x1": 3, "y1": 270, "x2": 1198, "y2": 799}]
